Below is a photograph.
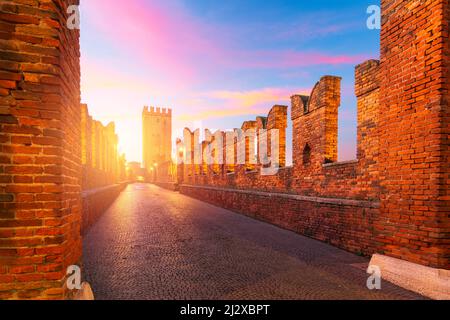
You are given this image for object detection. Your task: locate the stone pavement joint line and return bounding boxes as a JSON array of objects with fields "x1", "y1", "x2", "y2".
[{"x1": 83, "y1": 184, "x2": 425, "y2": 300}]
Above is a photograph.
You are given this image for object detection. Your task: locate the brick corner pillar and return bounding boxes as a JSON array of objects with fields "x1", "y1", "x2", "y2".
[
  {"x1": 355, "y1": 60, "x2": 381, "y2": 200},
  {"x1": 0, "y1": 0, "x2": 82, "y2": 299},
  {"x1": 373, "y1": 0, "x2": 450, "y2": 299},
  {"x1": 266, "y1": 105, "x2": 287, "y2": 168},
  {"x1": 241, "y1": 121, "x2": 257, "y2": 172}
]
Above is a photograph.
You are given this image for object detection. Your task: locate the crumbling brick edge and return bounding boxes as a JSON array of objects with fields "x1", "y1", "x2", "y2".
[{"x1": 179, "y1": 184, "x2": 449, "y2": 299}]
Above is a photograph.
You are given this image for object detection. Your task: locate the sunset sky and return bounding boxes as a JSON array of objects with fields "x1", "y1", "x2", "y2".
[{"x1": 79, "y1": 0, "x2": 380, "y2": 164}]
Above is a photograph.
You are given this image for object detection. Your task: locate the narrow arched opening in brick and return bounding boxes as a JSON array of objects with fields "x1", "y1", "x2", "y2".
[{"x1": 303, "y1": 144, "x2": 311, "y2": 166}]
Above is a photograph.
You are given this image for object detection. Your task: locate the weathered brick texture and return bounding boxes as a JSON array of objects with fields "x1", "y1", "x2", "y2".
[
  {"x1": 377, "y1": 0, "x2": 450, "y2": 269},
  {"x1": 0, "y1": 0, "x2": 82, "y2": 299},
  {"x1": 0, "y1": 1, "x2": 128, "y2": 300}
]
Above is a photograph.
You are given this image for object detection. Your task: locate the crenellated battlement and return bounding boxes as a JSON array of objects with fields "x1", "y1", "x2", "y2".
[
  {"x1": 143, "y1": 106, "x2": 172, "y2": 117},
  {"x1": 179, "y1": 72, "x2": 355, "y2": 195}
]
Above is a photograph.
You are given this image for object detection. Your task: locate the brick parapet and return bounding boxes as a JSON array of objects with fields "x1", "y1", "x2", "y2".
[
  {"x1": 80, "y1": 104, "x2": 125, "y2": 190},
  {"x1": 0, "y1": 0, "x2": 82, "y2": 300},
  {"x1": 180, "y1": 71, "x2": 380, "y2": 200},
  {"x1": 377, "y1": 0, "x2": 450, "y2": 269},
  {"x1": 180, "y1": 184, "x2": 379, "y2": 256},
  {"x1": 142, "y1": 105, "x2": 172, "y2": 175}
]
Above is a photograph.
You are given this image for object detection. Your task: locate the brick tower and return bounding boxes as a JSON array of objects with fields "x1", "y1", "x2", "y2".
[{"x1": 142, "y1": 107, "x2": 172, "y2": 174}]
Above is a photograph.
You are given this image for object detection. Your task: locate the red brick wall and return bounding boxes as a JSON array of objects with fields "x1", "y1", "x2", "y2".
[
  {"x1": 266, "y1": 105, "x2": 287, "y2": 168},
  {"x1": 0, "y1": 0, "x2": 82, "y2": 299},
  {"x1": 378, "y1": 0, "x2": 450, "y2": 269},
  {"x1": 355, "y1": 60, "x2": 380, "y2": 200},
  {"x1": 80, "y1": 104, "x2": 126, "y2": 190},
  {"x1": 0, "y1": 0, "x2": 448, "y2": 302},
  {"x1": 181, "y1": 75, "x2": 367, "y2": 199},
  {"x1": 180, "y1": 185, "x2": 379, "y2": 256},
  {"x1": 179, "y1": 1, "x2": 450, "y2": 269}
]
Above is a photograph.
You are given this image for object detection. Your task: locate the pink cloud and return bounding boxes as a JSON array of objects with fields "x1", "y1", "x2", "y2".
[
  {"x1": 275, "y1": 20, "x2": 359, "y2": 41},
  {"x1": 176, "y1": 87, "x2": 309, "y2": 121},
  {"x1": 81, "y1": 0, "x2": 220, "y2": 85},
  {"x1": 81, "y1": 0, "x2": 368, "y2": 86},
  {"x1": 204, "y1": 87, "x2": 309, "y2": 107}
]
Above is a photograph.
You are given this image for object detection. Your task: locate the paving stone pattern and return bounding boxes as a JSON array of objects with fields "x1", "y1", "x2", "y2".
[{"x1": 83, "y1": 184, "x2": 424, "y2": 300}]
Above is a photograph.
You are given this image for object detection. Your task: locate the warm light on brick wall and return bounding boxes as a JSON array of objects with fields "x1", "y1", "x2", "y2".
[
  {"x1": 178, "y1": 1, "x2": 450, "y2": 270},
  {"x1": 0, "y1": 0, "x2": 82, "y2": 299},
  {"x1": 80, "y1": 104, "x2": 126, "y2": 190}
]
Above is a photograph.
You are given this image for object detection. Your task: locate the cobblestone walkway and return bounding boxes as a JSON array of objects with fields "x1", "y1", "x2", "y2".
[{"x1": 83, "y1": 184, "x2": 424, "y2": 300}]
